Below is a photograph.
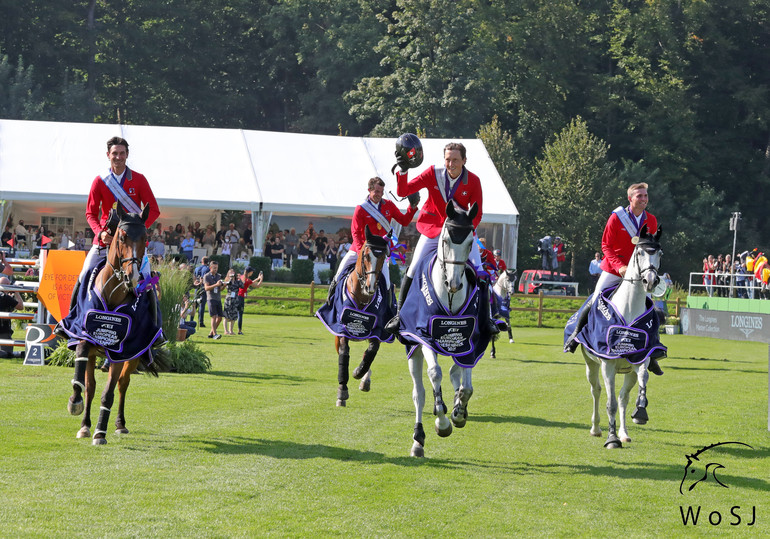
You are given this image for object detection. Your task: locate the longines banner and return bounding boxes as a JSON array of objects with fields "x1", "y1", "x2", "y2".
[{"x1": 681, "y1": 308, "x2": 770, "y2": 344}]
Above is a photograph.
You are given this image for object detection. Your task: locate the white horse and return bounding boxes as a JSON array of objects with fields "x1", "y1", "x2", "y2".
[
  {"x1": 490, "y1": 268, "x2": 516, "y2": 358},
  {"x1": 407, "y1": 201, "x2": 481, "y2": 457},
  {"x1": 581, "y1": 225, "x2": 663, "y2": 448}
]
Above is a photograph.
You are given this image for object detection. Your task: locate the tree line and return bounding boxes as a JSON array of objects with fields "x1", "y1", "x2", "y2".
[{"x1": 2, "y1": 0, "x2": 769, "y2": 286}]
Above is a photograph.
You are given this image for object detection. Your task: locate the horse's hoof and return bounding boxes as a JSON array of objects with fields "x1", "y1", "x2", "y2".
[
  {"x1": 93, "y1": 437, "x2": 107, "y2": 446},
  {"x1": 590, "y1": 428, "x2": 602, "y2": 437},
  {"x1": 359, "y1": 379, "x2": 370, "y2": 392},
  {"x1": 336, "y1": 399, "x2": 346, "y2": 407},
  {"x1": 410, "y1": 443, "x2": 425, "y2": 458},
  {"x1": 68, "y1": 397, "x2": 84, "y2": 416},
  {"x1": 337, "y1": 387, "x2": 349, "y2": 401},
  {"x1": 449, "y1": 407, "x2": 468, "y2": 429},
  {"x1": 631, "y1": 407, "x2": 648, "y2": 424},
  {"x1": 509, "y1": 339, "x2": 514, "y2": 344},
  {"x1": 115, "y1": 427, "x2": 129, "y2": 434},
  {"x1": 490, "y1": 352, "x2": 496, "y2": 359},
  {"x1": 435, "y1": 417, "x2": 453, "y2": 438},
  {"x1": 352, "y1": 366, "x2": 368, "y2": 380},
  {"x1": 604, "y1": 436, "x2": 622, "y2": 449},
  {"x1": 76, "y1": 426, "x2": 91, "y2": 439}
]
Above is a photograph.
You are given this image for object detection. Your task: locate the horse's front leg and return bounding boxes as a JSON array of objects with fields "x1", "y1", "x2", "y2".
[
  {"x1": 449, "y1": 362, "x2": 473, "y2": 428},
  {"x1": 77, "y1": 348, "x2": 98, "y2": 439},
  {"x1": 423, "y1": 346, "x2": 452, "y2": 438},
  {"x1": 92, "y1": 361, "x2": 122, "y2": 445},
  {"x1": 600, "y1": 360, "x2": 622, "y2": 449},
  {"x1": 115, "y1": 358, "x2": 139, "y2": 434},
  {"x1": 631, "y1": 362, "x2": 650, "y2": 425},
  {"x1": 336, "y1": 337, "x2": 350, "y2": 407},
  {"x1": 506, "y1": 314, "x2": 514, "y2": 343},
  {"x1": 617, "y1": 370, "x2": 639, "y2": 443},
  {"x1": 490, "y1": 336, "x2": 497, "y2": 359},
  {"x1": 408, "y1": 347, "x2": 426, "y2": 457},
  {"x1": 582, "y1": 349, "x2": 602, "y2": 437},
  {"x1": 68, "y1": 341, "x2": 90, "y2": 416},
  {"x1": 353, "y1": 339, "x2": 379, "y2": 394}
]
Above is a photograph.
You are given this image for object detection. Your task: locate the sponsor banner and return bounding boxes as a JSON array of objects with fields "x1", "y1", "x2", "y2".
[{"x1": 681, "y1": 308, "x2": 770, "y2": 344}]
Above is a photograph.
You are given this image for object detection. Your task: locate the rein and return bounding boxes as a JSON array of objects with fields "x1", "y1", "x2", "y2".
[
  {"x1": 102, "y1": 225, "x2": 145, "y2": 304},
  {"x1": 622, "y1": 245, "x2": 660, "y2": 284}
]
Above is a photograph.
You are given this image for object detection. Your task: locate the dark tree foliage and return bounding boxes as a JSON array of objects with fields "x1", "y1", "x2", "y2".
[{"x1": 2, "y1": 0, "x2": 769, "y2": 284}]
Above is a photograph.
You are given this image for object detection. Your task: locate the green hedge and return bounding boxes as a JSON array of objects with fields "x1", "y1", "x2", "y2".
[
  {"x1": 210, "y1": 254, "x2": 230, "y2": 274},
  {"x1": 249, "y1": 256, "x2": 272, "y2": 280},
  {"x1": 291, "y1": 259, "x2": 314, "y2": 284},
  {"x1": 389, "y1": 262, "x2": 403, "y2": 287}
]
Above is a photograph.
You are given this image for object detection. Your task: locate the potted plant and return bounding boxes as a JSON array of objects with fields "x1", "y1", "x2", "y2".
[{"x1": 663, "y1": 315, "x2": 680, "y2": 335}]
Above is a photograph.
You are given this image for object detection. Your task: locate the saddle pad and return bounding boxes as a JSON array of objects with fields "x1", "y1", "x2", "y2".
[
  {"x1": 399, "y1": 254, "x2": 490, "y2": 367},
  {"x1": 564, "y1": 285, "x2": 666, "y2": 364},
  {"x1": 315, "y1": 267, "x2": 396, "y2": 342}
]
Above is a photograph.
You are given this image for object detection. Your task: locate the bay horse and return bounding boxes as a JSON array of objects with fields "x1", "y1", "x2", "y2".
[
  {"x1": 490, "y1": 268, "x2": 516, "y2": 358},
  {"x1": 403, "y1": 201, "x2": 486, "y2": 457},
  {"x1": 329, "y1": 226, "x2": 391, "y2": 407},
  {"x1": 63, "y1": 205, "x2": 163, "y2": 445},
  {"x1": 580, "y1": 225, "x2": 663, "y2": 448}
]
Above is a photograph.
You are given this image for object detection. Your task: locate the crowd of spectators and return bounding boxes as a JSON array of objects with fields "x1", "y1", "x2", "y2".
[
  {"x1": 701, "y1": 248, "x2": 770, "y2": 299},
  {"x1": 264, "y1": 222, "x2": 351, "y2": 272}
]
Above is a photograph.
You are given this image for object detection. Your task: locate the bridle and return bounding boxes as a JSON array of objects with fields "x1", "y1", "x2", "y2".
[
  {"x1": 622, "y1": 242, "x2": 662, "y2": 285},
  {"x1": 104, "y1": 223, "x2": 145, "y2": 303},
  {"x1": 438, "y1": 220, "x2": 473, "y2": 311},
  {"x1": 355, "y1": 241, "x2": 387, "y2": 292}
]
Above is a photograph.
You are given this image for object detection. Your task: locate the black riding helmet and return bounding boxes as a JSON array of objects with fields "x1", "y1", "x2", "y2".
[{"x1": 395, "y1": 133, "x2": 424, "y2": 169}]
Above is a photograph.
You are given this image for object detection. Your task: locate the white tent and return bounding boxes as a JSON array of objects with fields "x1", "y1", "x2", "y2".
[{"x1": 0, "y1": 119, "x2": 519, "y2": 266}]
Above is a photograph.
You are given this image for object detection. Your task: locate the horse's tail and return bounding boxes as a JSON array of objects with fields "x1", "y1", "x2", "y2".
[
  {"x1": 334, "y1": 335, "x2": 340, "y2": 354},
  {"x1": 142, "y1": 346, "x2": 172, "y2": 376}
]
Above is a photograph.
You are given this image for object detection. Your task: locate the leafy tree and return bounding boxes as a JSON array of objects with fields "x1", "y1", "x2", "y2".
[
  {"x1": 524, "y1": 117, "x2": 622, "y2": 278},
  {"x1": 346, "y1": 0, "x2": 496, "y2": 136},
  {"x1": 0, "y1": 53, "x2": 44, "y2": 119}
]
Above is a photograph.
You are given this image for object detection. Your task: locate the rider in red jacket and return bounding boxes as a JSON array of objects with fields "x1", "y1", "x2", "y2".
[
  {"x1": 328, "y1": 176, "x2": 418, "y2": 301},
  {"x1": 385, "y1": 142, "x2": 497, "y2": 336},
  {"x1": 564, "y1": 182, "x2": 663, "y2": 374}
]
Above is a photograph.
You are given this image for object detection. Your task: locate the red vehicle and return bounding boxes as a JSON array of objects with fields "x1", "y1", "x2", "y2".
[{"x1": 518, "y1": 269, "x2": 577, "y2": 296}]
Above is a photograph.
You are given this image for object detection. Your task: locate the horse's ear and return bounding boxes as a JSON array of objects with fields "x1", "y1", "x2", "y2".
[
  {"x1": 654, "y1": 225, "x2": 662, "y2": 242},
  {"x1": 141, "y1": 204, "x2": 151, "y2": 224},
  {"x1": 364, "y1": 225, "x2": 373, "y2": 242},
  {"x1": 468, "y1": 202, "x2": 478, "y2": 221},
  {"x1": 639, "y1": 223, "x2": 648, "y2": 238},
  {"x1": 116, "y1": 204, "x2": 127, "y2": 220},
  {"x1": 445, "y1": 200, "x2": 457, "y2": 220}
]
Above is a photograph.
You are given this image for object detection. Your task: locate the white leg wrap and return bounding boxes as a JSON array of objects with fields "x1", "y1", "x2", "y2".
[
  {"x1": 100, "y1": 406, "x2": 111, "y2": 413},
  {"x1": 71, "y1": 379, "x2": 85, "y2": 390},
  {"x1": 93, "y1": 429, "x2": 107, "y2": 436}
]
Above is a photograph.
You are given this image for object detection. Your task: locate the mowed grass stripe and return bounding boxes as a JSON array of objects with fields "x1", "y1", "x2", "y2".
[{"x1": 0, "y1": 315, "x2": 767, "y2": 537}]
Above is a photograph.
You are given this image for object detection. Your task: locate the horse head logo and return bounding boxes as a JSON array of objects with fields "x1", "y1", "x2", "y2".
[{"x1": 679, "y1": 441, "x2": 753, "y2": 494}]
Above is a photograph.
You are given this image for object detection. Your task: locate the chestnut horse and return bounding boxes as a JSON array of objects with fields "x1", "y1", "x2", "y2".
[
  {"x1": 63, "y1": 205, "x2": 163, "y2": 445},
  {"x1": 332, "y1": 227, "x2": 391, "y2": 407}
]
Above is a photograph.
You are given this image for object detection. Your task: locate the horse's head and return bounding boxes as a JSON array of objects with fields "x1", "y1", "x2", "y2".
[
  {"x1": 632, "y1": 224, "x2": 663, "y2": 293},
  {"x1": 107, "y1": 205, "x2": 149, "y2": 299},
  {"x1": 440, "y1": 201, "x2": 477, "y2": 293},
  {"x1": 354, "y1": 225, "x2": 389, "y2": 297},
  {"x1": 502, "y1": 269, "x2": 517, "y2": 296},
  {"x1": 679, "y1": 441, "x2": 754, "y2": 494}
]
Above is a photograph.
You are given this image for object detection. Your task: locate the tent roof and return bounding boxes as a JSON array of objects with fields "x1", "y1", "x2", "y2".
[{"x1": 0, "y1": 119, "x2": 518, "y2": 224}]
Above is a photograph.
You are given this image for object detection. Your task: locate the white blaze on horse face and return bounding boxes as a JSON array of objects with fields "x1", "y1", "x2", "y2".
[
  {"x1": 441, "y1": 227, "x2": 472, "y2": 293},
  {"x1": 638, "y1": 247, "x2": 662, "y2": 293},
  {"x1": 365, "y1": 250, "x2": 380, "y2": 294}
]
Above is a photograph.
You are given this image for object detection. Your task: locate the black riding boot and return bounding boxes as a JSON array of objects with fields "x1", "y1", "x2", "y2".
[
  {"x1": 384, "y1": 275, "x2": 413, "y2": 335},
  {"x1": 479, "y1": 278, "x2": 500, "y2": 337},
  {"x1": 326, "y1": 277, "x2": 338, "y2": 305},
  {"x1": 563, "y1": 296, "x2": 595, "y2": 353},
  {"x1": 647, "y1": 349, "x2": 665, "y2": 375}
]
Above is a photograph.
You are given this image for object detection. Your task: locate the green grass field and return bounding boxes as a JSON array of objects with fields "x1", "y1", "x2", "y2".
[{"x1": 1, "y1": 315, "x2": 768, "y2": 537}]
